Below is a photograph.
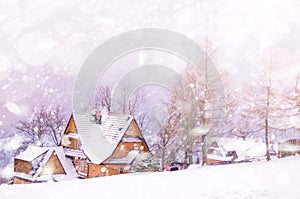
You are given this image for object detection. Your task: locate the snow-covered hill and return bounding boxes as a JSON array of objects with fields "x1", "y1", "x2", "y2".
[{"x1": 1, "y1": 156, "x2": 300, "y2": 199}]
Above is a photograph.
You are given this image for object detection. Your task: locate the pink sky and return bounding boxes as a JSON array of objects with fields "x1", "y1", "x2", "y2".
[{"x1": 1, "y1": 0, "x2": 300, "y2": 138}]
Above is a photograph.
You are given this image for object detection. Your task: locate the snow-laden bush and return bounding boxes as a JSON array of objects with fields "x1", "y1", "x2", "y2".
[{"x1": 131, "y1": 152, "x2": 157, "y2": 172}]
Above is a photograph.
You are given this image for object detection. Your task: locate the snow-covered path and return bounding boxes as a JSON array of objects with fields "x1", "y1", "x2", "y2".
[{"x1": 1, "y1": 156, "x2": 300, "y2": 199}]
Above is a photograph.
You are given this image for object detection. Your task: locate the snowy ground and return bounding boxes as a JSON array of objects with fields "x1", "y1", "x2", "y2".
[{"x1": 1, "y1": 156, "x2": 300, "y2": 199}]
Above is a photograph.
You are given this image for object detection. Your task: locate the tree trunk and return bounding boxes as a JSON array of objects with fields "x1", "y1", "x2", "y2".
[
  {"x1": 265, "y1": 86, "x2": 271, "y2": 161},
  {"x1": 202, "y1": 135, "x2": 207, "y2": 166},
  {"x1": 161, "y1": 147, "x2": 165, "y2": 171},
  {"x1": 188, "y1": 146, "x2": 193, "y2": 165},
  {"x1": 184, "y1": 150, "x2": 188, "y2": 169}
]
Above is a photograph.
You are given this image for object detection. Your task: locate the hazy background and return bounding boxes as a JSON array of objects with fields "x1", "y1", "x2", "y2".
[{"x1": 1, "y1": 0, "x2": 300, "y2": 138}]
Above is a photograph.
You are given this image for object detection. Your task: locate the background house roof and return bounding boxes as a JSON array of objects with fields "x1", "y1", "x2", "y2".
[{"x1": 73, "y1": 114, "x2": 133, "y2": 164}]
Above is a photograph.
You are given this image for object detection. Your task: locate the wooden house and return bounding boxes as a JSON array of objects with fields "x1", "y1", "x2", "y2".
[
  {"x1": 207, "y1": 141, "x2": 238, "y2": 165},
  {"x1": 278, "y1": 139, "x2": 300, "y2": 158},
  {"x1": 61, "y1": 113, "x2": 151, "y2": 178},
  {"x1": 13, "y1": 146, "x2": 77, "y2": 184}
]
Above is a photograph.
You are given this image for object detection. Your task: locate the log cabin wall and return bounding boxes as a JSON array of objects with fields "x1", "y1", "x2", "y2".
[
  {"x1": 14, "y1": 159, "x2": 32, "y2": 174},
  {"x1": 61, "y1": 115, "x2": 80, "y2": 149},
  {"x1": 64, "y1": 115, "x2": 77, "y2": 134},
  {"x1": 108, "y1": 164, "x2": 131, "y2": 174},
  {"x1": 74, "y1": 158, "x2": 88, "y2": 174},
  {"x1": 61, "y1": 135, "x2": 79, "y2": 149},
  {"x1": 87, "y1": 164, "x2": 107, "y2": 178},
  {"x1": 69, "y1": 137, "x2": 78, "y2": 149},
  {"x1": 207, "y1": 158, "x2": 221, "y2": 165},
  {"x1": 106, "y1": 166, "x2": 120, "y2": 176},
  {"x1": 125, "y1": 120, "x2": 142, "y2": 137},
  {"x1": 87, "y1": 164, "x2": 125, "y2": 178},
  {"x1": 110, "y1": 142, "x2": 148, "y2": 158},
  {"x1": 13, "y1": 177, "x2": 32, "y2": 184},
  {"x1": 40, "y1": 152, "x2": 65, "y2": 175}
]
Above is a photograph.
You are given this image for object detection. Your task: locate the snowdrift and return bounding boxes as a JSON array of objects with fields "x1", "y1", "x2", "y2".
[{"x1": 1, "y1": 156, "x2": 300, "y2": 199}]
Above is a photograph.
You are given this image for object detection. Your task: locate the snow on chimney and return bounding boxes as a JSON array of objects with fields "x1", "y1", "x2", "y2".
[{"x1": 95, "y1": 111, "x2": 102, "y2": 124}]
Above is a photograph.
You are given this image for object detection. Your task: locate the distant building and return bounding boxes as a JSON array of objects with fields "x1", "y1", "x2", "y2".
[
  {"x1": 278, "y1": 139, "x2": 300, "y2": 158},
  {"x1": 206, "y1": 137, "x2": 270, "y2": 164},
  {"x1": 207, "y1": 141, "x2": 238, "y2": 165}
]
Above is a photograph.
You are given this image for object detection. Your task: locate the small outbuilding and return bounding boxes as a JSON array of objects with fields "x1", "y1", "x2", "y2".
[{"x1": 13, "y1": 146, "x2": 77, "y2": 184}]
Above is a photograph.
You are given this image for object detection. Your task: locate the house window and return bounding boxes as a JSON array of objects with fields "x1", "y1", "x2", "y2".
[
  {"x1": 134, "y1": 143, "x2": 138, "y2": 150},
  {"x1": 208, "y1": 148, "x2": 222, "y2": 156},
  {"x1": 100, "y1": 167, "x2": 107, "y2": 173},
  {"x1": 140, "y1": 145, "x2": 144, "y2": 151},
  {"x1": 127, "y1": 127, "x2": 133, "y2": 134},
  {"x1": 120, "y1": 145, "x2": 125, "y2": 151},
  {"x1": 120, "y1": 167, "x2": 123, "y2": 174}
]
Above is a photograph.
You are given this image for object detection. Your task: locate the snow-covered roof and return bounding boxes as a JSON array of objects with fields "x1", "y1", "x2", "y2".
[
  {"x1": 64, "y1": 147, "x2": 88, "y2": 159},
  {"x1": 211, "y1": 137, "x2": 267, "y2": 159},
  {"x1": 66, "y1": 132, "x2": 79, "y2": 139},
  {"x1": 106, "y1": 150, "x2": 139, "y2": 165},
  {"x1": 121, "y1": 137, "x2": 143, "y2": 143},
  {"x1": 14, "y1": 172, "x2": 49, "y2": 182},
  {"x1": 100, "y1": 115, "x2": 132, "y2": 146},
  {"x1": 15, "y1": 146, "x2": 48, "y2": 162},
  {"x1": 14, "y1": 172, "x2": 77, "y2": 182},
  {"x1": 73, "y1": 114, "x2": 133, "y2": 164}
]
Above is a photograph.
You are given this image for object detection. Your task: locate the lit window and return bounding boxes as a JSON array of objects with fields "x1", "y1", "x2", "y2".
[
  {"x1": 127, "y1": 127, "x2": 133, "y2": 134},
  {"x1": 140, "y1": 145, "x2": 144, "y2": 150},
  {"x1": 134, "y1": 143, "x2": 138, "y2": 150},
  {"x1": 120, "y1": 145, "x2": 124, "y2": 151},
  {"x1": 100, "y1": 167, "x2": 107, "y2": 173}
]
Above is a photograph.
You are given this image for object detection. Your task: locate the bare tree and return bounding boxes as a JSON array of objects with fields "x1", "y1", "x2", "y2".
[
  {"x1": 179, "y1": 39, "x2": 225, "y2": 166},
  {"x1": 16, "y1": 105, "x2": 67, "y2": 147},
  {"x1": 239, "y1": 57, "x2": 290, "y2": 161},
  {"x1": 94, "y1": 86, "x2": 145, "y2": 116},
  {"x1": 151, "y1": 95, "x2": 182, "y2": 170},
  {"x1": 116, "y1": 86, "x2": 145, "y2": 115},
  {"x1": 134, "y1": 112, "x2": 150, "y2": 133},
  {"x1": 94, "y1": 86, "x2": 112, "y2": 113},
  {"x1": 46, "y1": 106, "x2": 66, "y2": 145}
]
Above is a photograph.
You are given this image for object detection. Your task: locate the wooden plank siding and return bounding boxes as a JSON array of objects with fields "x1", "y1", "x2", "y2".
[
  {"x1": 73, "y1": 158, "x2": 88, "y2": 176},
  {"x1": 87, "y1": 164, "x2": 131, "y2": 178},
  {"x1": 14, "y1": 159, "x2": 32, "y2": 174},
  {"x1": 110, "y1": 142, "x2": 148, "y2": 158},
  {"x1": 60, "y1": 115, "x2": 80, "y2": 149},
  {"x1": 65, "y1": 137, "x2": 79, "y2": 149},
  {"x1": 64, "y1": 115, "x2": 77, "y2": 134},
  {"x1": 13, "y1": 177, "x2": 33, "y2": 184},
  {"x1": 40, "y1": 152, "x2": 66, "y2": 175}
]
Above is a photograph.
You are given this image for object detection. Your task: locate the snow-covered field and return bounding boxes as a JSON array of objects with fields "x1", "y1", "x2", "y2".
[{"x1": 1, "y1": 156, "x2": 300, "y2": 199}]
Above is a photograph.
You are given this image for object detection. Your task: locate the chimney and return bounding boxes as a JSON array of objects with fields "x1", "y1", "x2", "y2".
[{"x1": 95, "y1": 111, "x2": 102, "y2": 124}]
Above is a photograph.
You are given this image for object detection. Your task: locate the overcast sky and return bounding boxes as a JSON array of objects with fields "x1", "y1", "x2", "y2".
[{"x1": 1, "y1": 0, "x2": 300, "y2": 138}]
